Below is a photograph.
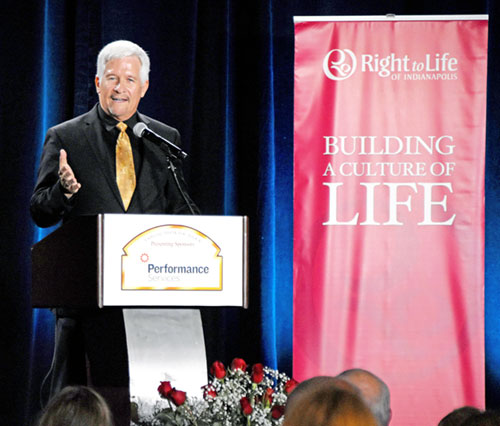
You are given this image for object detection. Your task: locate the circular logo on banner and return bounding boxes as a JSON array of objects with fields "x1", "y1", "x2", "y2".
[{"x1": 323, "y1": 49, "x2": 357, "y2": 80}]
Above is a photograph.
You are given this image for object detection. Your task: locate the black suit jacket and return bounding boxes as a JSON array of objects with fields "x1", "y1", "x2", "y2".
[{"x1": 31, "y1": 104, "x2": 197, "y2": 227}]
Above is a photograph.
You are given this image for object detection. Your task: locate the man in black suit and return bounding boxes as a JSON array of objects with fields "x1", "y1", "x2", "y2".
[{"x1": 30, "y1": 40, "x2": 197, "y2": 426}]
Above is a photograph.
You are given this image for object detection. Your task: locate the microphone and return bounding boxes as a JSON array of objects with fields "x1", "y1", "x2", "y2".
[{"x1": 133, "y1": 122, "x2": 188, "y2": 159}]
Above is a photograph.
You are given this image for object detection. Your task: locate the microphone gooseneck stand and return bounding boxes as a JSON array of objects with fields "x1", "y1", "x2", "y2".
[
  {"x1": 133, "y1": 122, "x2": 196, "y2": 215},
  {"x1": 159, "y1": 143, "x2": 198, "y2": 216}
]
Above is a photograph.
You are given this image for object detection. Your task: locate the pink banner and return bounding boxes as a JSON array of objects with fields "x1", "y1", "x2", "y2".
[{"x1": 293, "y1": 17, "x2": 488, "y2": 425}]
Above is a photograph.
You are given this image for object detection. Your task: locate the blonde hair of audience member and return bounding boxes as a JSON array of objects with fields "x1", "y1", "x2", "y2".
[
  {"x1": 337, "y1": 368, "x2": 391, "y2": 426},
  {"x1": 284, "y1": 385, "x2": 377, "y2": 426},
  {"x1": 37, "y1": 385, "x2": 113, "y2": 426}
]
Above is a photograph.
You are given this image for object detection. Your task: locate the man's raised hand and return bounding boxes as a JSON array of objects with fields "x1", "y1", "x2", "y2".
[{"x1": 58, "y1": 149, "x2": 81, "y2": 197}]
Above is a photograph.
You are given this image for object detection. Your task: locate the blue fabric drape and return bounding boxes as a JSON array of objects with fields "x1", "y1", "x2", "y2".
[{"x1": 2, "y1": 1, "x2": 500, "y2": 425}]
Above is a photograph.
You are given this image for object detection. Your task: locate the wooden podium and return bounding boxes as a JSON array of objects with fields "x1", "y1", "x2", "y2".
[{"x1": 32, "y1": 214, "x2": 249, "y2": 407}]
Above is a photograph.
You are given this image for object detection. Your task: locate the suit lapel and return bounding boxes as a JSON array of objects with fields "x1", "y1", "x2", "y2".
[{"x1": 83, "y1": 105, "x2": 125, "y2": 209}]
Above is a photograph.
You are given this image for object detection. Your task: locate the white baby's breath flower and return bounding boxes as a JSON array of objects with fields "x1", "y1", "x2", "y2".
[{"x1": 138, "y1": 360, "x2": 293, "y2": 425}]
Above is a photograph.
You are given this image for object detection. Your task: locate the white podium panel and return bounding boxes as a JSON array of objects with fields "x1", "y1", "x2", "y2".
[
  {"x1": 100, "y1": 214, "x2": 248, "y2": 307},
  {"x1": 124, "y1": 308, "x2": 207, "y2": 410}
]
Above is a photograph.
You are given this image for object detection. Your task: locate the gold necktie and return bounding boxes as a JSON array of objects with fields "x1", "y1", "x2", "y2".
[{"x1": 116, "y1": 122, "x2": 136, "y2": 210}]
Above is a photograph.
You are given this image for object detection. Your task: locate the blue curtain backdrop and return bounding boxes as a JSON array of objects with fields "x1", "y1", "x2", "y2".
[{"x1": 2, "y1": 0, "x2": 500, "y2": 424}]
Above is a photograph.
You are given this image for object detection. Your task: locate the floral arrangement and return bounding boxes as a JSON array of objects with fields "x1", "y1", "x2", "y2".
[{"x1": 135, "y1": 358, "x2": 298, "y2": 426}]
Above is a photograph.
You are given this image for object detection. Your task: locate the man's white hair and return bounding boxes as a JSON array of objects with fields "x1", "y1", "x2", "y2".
[{"x1": 96, "y1": 40, "x2": 150, "y2": 84}]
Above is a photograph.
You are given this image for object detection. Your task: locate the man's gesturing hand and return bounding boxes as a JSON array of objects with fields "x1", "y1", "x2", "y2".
[{"x1": 58, "y1": 149, "x2": 81, "y2": 198}]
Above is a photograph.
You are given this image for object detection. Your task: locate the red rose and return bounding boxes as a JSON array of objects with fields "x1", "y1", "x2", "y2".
[
  {"x1": 168, "y1": 388, "x2": 187, "y2": 406},
  {"x1": 202, "y1": 385, "x2": 217, "y2": 399},
  {"x1": 210, "y1": 361, "x2": 226, "y2": 379},
  {"x1": 157, "y1": 381, "x2": 173, "y2": 398},
  {"x1": 251, "y1": 363, "x2": 264, "y2": 383},
  {"x1": 240, "y1": 396, "x2": 253, "y2": 415},
  {"x1": 231, "y1": 358, "x2": 247, "y2": 371},
  {"x1": 252, "y1": 363, "x2": 264, "y2": 373},
  {"x1": 284, "y1": 378, "x2": 299, "y2": 394},
  {"x1": 271, "y1": 405, "x2": 285, "y2": 419},
  {"x1": 251, "y1": 370, "x2": 264, "y2": 383},
  {"x1": 263, "y1": 387, "x2": 274, "y2": 406}
]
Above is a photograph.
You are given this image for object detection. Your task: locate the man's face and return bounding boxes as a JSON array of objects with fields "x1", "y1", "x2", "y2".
[{"x1": 95, "y1": 56, "x2": 149, "y2": 121}]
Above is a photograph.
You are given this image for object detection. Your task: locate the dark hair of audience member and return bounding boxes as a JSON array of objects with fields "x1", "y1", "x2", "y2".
[
  {"x1": 283, "y1": 385, "x2": 377, "y2": 426},
  {"x1": 37, "y1": 385, "x2": 113, "y2": 426},
  {"x1": 460, "y1": 409, "x2": 500, "y2": 426},
  {"x1": 438, "y1": 406, "x2": 482, "y2": 426}
]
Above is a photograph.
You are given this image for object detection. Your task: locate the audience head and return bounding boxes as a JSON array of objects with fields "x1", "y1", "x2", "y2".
[
  {"x1": 336, "y1": 368, "x2": 391, "y2": 426},
  {"x1": 461, "y1": 410, "x2": 500, "y2": 426},
  {"x1": 438, "y1": 406, "x2": 482, "y2": 426},
  {"x1": 286, "y1": 376, "x2": 359, "y2": 413},
  {"x1": 284, "y1": 381, "x2": 377, "y2": 426},
  {"x1": 37, "y1": 385, "x2": 113, "y2": 426}
]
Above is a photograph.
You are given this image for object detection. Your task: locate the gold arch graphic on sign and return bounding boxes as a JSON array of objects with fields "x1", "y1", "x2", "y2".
[{"x1": 121, "y1": 224, "x2": 223, "y2": 291}]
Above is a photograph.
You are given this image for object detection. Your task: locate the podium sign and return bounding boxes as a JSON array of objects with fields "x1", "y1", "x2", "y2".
[
  {"x1": 32, "y1": 214, "x2": 248, "y2": 308},
  {"x1": 102, "y1": 214, "x2": 247, "y2": 307},
  {"x1": 120, "y1": 225, "x2": 222, "y2": 291}
]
